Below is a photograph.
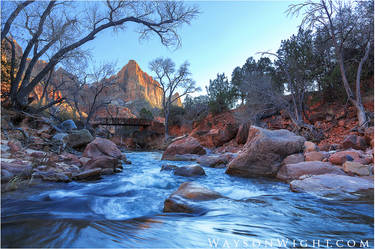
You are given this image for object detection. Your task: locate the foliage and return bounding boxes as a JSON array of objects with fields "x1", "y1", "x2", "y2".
[
  {"x1": 139, "y1": 108, "x2": 154, "y2": 120},
  {"x1": 183, "y1": 94, "x2": 209, "y2": 122},
  {"x1": 206, "y1": 73, "x2": 237, "y2": 114}
]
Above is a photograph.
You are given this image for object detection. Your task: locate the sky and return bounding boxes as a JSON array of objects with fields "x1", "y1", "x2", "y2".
[{"x1": 79, "y1": 1, "x2": 303, "y2": 97}]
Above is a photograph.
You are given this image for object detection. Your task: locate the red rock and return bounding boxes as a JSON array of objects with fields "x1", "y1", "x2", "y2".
[
  {"x1": 342, "y1": 135, "x2": 367, "y2": 150},
  {"x1": 235, "y1": 122, "x2": 251, "y2": 145},
  {"x1": 174, "y1": 165, "x2": 206, "y2": 177},
  {"x1": 83, "y1": 156, "x2": 118, "y2": 171},
  {"x1": 304, "y1": 151, "x2": 325, "y2": 161},
  {"x1": 83, "y1": 137, "x2": 123, "y2": 159},
  {"x1": 282, "y1": 153, "x2": 304, "y2": 165},
  {"x1": 8, "y1": 140, "x2": 22, "y2": 153},
  {"x1": 364, "y1": 127, "x2": 374, "y2": 148},
  {"x1": 162, "y1": 137, "x2": 206, "y2": 160},
  {"x1": 277, "y1": 161, "x2": 345, "y2": 182},
  {"x1": 329, "y1": 150, "x2": 372, "y2": 165},
  {"x1": 226, "y1": 126, "x2": 305, "y2": 177},
  {"x1": 304, "y1": 141, "x2": 318, "y2": 152}
]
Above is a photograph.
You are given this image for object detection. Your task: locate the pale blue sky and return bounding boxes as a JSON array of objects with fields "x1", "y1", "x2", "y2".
[{"x1": 84, "y1": 1, "x2": 303, "y2": 95}]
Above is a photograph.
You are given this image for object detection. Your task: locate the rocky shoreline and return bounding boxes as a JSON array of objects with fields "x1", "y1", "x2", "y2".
[{"x1": 1, "y1": 108, "x2": 374, "y2": 215}]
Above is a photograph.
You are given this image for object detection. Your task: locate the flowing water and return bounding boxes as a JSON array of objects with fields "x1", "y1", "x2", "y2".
[{"x1": 1, "y1": 152, "x2": 374, "y2": 248}]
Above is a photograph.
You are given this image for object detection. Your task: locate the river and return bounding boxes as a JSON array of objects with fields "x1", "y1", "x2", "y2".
[{"x1": 1, "y1": 152, "x2": 373, "y2": 248}]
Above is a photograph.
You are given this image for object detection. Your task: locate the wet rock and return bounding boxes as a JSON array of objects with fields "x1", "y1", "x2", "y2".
[
  {"x1": 197, "y1": 153, "x2": 235, "y2": 168},
  {"x1": 101, "y1": 168, "x2": 114, "y2": 175},
  {"x1": 60, "y1": 119, "x2": 77, "y2": 132},
  {"x1": 277, "y1": 161, "x2": 345, "y2": 182},
  {"x1": 162, "y1": 154, "x2": 200, "y2": 161},
  {"x1": 282, "y1": 153, "x2": 304, "y2": 165},
  {"x1": 1, "y1": 161, "x2": 33, "y2": 179},
  {"x1": 343, "y1": 161, "x2": 370, "y2": 176},
  {"x1": 304, "y1": 141, "x2": 318, "y2": 152},
  {"x1": 32, "y1": 170, "x2": 71, "y2": 182},
  {"x1": 73, "y1": 168, "x2": 102, "y2": 181},
  {"x1": 329, "y1": 150, "x2": 372, "y2": 165},
  {"x1": 162, "y1": 137, "x2": 206, "y2": 161},
  {"x1": 174, "y1": 165, "x2": 206, "y2": 177},
  {"x1": 66, "y1": 129, "x2": 94, "y2": 149},
  {"x1": 83, "y1": 137, "x2": 123, "y2": 160},
  {"x1": 304, "y1": 151, "x2": 325, "y2": 161},
  {"x1": 290, "y1": 174, "x2": 374, "y2": 194},
  {"x1": 226, "y1": 126, "x2": 305, "y2": 177},
  {"x1": 236, "y1": 122, "x2": 251, "y2": 145},
  {"x1": 1, "y1": 169, "x2": 14, "y2": 183},
  {"x1": 160, "y1": 164, "x2": 178, "y2": 171},
  {"x1": 83, "y1": 156, "x2": 118, "y2": 171},
  {"x1": 163, "y1": 182, "x2": 222, "y2": 214},
  {"x1": 342, "y1": 135, "x2": 367, "y2": 150}
]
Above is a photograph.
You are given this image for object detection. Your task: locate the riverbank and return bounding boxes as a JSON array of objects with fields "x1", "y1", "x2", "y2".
[{"x1": 2, "y1": 151, "x2": 374, "y2": 248}]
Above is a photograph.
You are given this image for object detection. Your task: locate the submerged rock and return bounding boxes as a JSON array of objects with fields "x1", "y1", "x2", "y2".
[
  {"x1": 290, "y1": 174, "x2": 374, "y2": 194},
  {"x1": 160, "y1": 164, "x2": 178, "y2": 171},
  {"x1": 226, "y1": 126, "x2": 305, "y2": 177},
  {"x1": 277, "y1": 161, "x2": 345, "y2": 182},
  {"x1": 174, "y1": 165, "x2": 206, "y2": 177},
  {"x1": 163, "y1": 182, "x2": 222, "y2": 214},
  {"x1": 197, "y1": 153, "x2": 235, "y2": 168}
]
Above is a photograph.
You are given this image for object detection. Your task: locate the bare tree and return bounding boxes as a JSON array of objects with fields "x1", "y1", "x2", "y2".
[
  {"x1": 66, "y1": 63, "x2": 117, "y2": 128},
  {"x1": 1, "y1": 1, "x2": 199, "y2": 110},
  {"x1": 287, "y1": 0, "x2": 374, "y2": 128},
  {"x1": 149, "y1": 57, "x2": 200, "y2": 138}
]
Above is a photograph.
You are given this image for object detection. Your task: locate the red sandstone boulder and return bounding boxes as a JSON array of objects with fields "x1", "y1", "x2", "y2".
[
  {"x1": 282, "y1": 153, "x2": 304, "y2": 165},
  {"x1": 83, "y1": 156, "x2": 118, "y2": 172},
  {"x1": 163, "y1": 182, "x2": 222, "y2": 214},
  {"x1": 235, "y1": 122, "x2": 251, "y2": 145},
  {"x1": 304, "y1": 151, "x2": 326, "y2": 161},
  {"x1": 174, "y1": 165, "x2": 206, "y2": 177},
  {"x1": 277, "y1": 161, "x2": 345, "y2": 182},
  {"x1": 226, "y1": 126, "x2": 305, "y2": 177},
  {"x1": 342, "y1": 135, "x2": 367, "y2": 150},
  {"x1": 197, "y1": 153, "x2": 235, "y2": 168},
  {"x1": 83, "y1": 137, "x2": 122, "y2": 159},
  {"x1": 329, "y1": 150, "x2": 372, "y2": 165},
  {"x1": 162, "y1": 137, "x2": 206, "y2": 161},
  {"x1": 197, "y1": 123, "x2": 238, "y2": 148}
]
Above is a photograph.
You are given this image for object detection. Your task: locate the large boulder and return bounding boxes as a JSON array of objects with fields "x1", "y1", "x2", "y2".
[
  {"x1": 226, "y1": 126, "x2": 305, "y2": 177},
  {"x1": 329, "y1": 149, "x2": 372, "y2": 165},
  {"x1": 277, "y1": 161, "x2": 345, "y2": 182},
  {"x1": 83, "y1": 156, "x2": 119, "y2": 172},
  {"x1": 343, "y1": 161, "x2": 370, "y2": 176},
  {"x1": 163, "y1": 182, "x2": 222, "y2": 213},
  {"x1": 67, "y1": 129, "x2": 94, "y2": 149},
  {"x1": 83, "y1": 137, "x2": 122, "y2": 160},
  {"x1": 174, "y1": 165, "x2": 206, "y2": 177},
  {"x1": 342, "y1": 135, "x2": 368, "y2": 150},
  {"x1": 235, "y1": 122, "x2": 251, "y2": 145},
  {"x1": 290, "y1": 174, "x2": 374, "y2": 194},
  {"x1": 282, "y1": 153, "x2": 304, "y2": 165},
  {"x1": 197, "y1": 153, "x2": 235, "y2": 168},
  {"x1": 162, "y1": 137, "x2": 206, "y2": 161}
]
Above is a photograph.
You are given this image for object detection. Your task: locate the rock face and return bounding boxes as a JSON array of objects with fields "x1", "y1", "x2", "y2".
[
  {"x1": 162, "y1": 137, "x2": 206, "y2": 161},
  {"x1": 277, "y1": 161, "x2": 345, "y2": 182},
  {"x1": 290, "y1": 174, "x2": 374, "y2": 194},
  {"x1": 226, "y1": 126, "x2": 305, "y2": 177},
  {"x1": 174, "y1": 165, "x2": 206, "y2": 177},
  {"x1": 236, "y1": 122, "x2": 251, "y2": 145},
  {"x1": 163, "y1": 182, "x2": 222, "y2": 213}
]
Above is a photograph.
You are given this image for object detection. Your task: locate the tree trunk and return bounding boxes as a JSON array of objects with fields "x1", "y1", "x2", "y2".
[{"x1": 164, "y1": 111, "x2": 169, "y2": 139}]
